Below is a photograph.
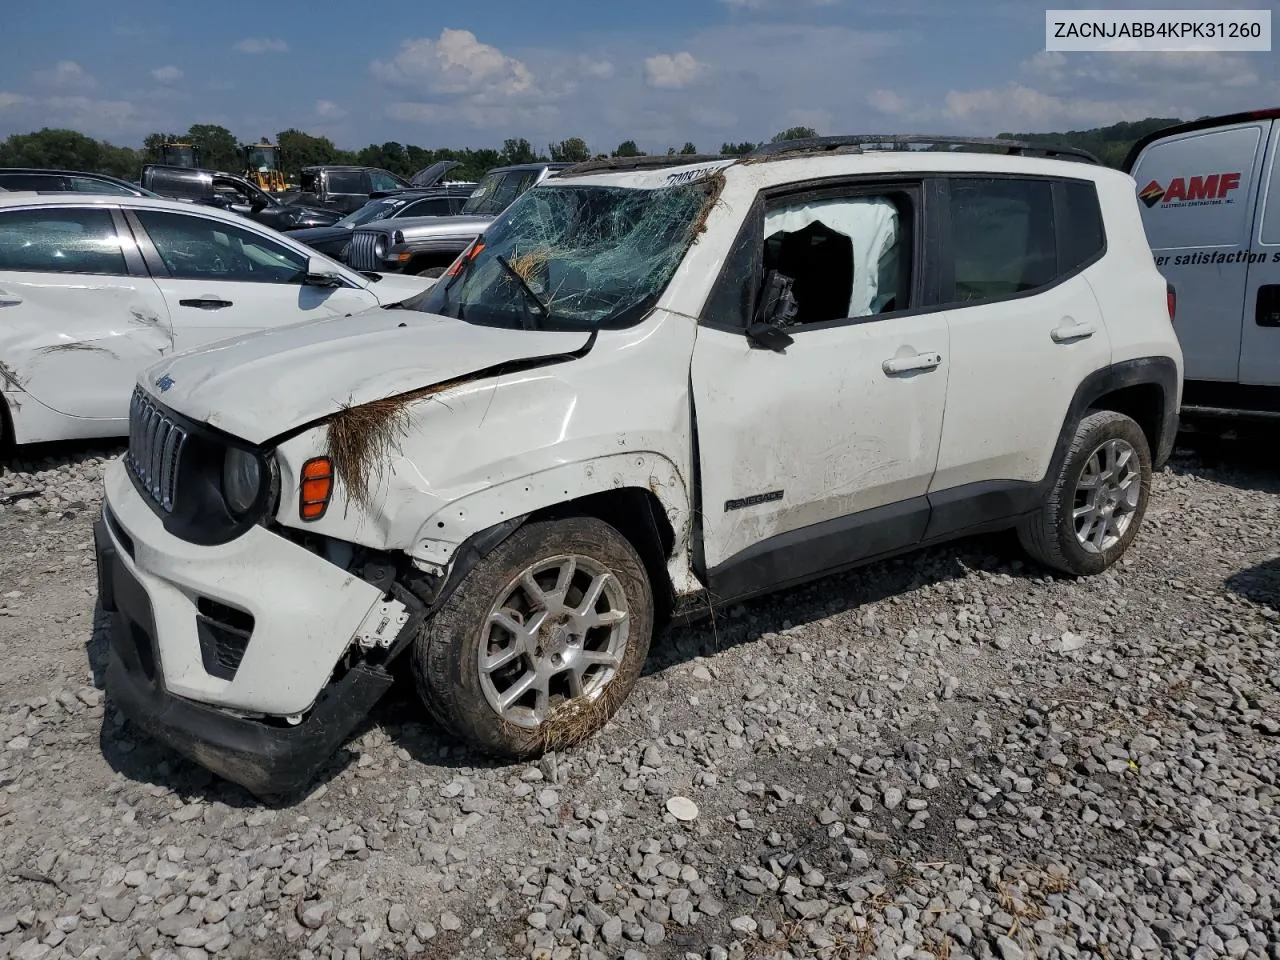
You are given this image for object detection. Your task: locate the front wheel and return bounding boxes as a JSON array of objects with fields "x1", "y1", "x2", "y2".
[
  {"x1": 411, "y1": 517, "x2": 653, "y2": 758},
  {"x1": 1018, "y1": 409, "x2": 1153, "y2": 576}
]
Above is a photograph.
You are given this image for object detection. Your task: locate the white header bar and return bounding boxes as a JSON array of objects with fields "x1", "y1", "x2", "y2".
[{"x1": 1046, "y1": 9, "x2": 1271, "y2": 51}]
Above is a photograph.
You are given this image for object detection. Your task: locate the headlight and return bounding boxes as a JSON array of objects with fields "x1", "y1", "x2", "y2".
[
  {"x1": 374, "y1": 235, "x2": 387, "y2": 260},
  {"x1": 222, "y1": 447, "x2": 263, "y2": 517}
]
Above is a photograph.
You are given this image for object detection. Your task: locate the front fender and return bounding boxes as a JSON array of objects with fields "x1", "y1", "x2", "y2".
[{"x1": 408, "y1": 450, "x2": 692, "y2": 570}]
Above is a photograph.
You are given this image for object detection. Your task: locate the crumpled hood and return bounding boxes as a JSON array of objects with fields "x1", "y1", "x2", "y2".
[{"x1": 141, "y1": 310, "x2": 592, "y2": 445}]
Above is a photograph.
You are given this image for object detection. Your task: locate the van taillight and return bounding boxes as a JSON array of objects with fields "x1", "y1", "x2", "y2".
[{"x1": 1166, "y1": 283, "x2": 1176, "y2": 323}]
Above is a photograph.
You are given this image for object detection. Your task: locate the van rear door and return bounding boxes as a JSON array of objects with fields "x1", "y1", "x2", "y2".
[
  {"x1": 1240, "y1": 123, "x2": 1280, "y2": 386},
  {"x1": 1129, "y1": 119, "x2": 1270, "y2": 383}
]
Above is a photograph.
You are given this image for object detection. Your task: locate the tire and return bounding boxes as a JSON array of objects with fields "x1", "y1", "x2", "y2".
[
  {"x1": 1017, "y1": 409, "x2": 1153, "y2": 576},
  {"x1": 411, "y1": 517, "x2": 653, "y2": 758},
  {"x1": 416, "y1": 266, "x2": 447, "y2": 279}
]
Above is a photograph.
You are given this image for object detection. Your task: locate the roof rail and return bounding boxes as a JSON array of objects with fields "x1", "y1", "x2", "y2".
[
  {"x1": 745, "y1": 135, "x2": 1101, "y2": 164},
  {"x1": 559, "y1": 154, "x2": 730, "y2": 177}
]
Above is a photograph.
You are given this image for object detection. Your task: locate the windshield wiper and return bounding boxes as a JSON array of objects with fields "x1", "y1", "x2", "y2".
[{"x1": 495, "y1": 255, "x2": 551, "y2": 328}]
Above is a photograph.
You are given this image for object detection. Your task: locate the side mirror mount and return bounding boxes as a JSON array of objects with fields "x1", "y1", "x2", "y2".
[
  {"x1": 250, "y1": 198, "x2": 268, "y2": 212},
  {"x1": 304, "y1": 254, "x2": 343, "y2": 288},
  {"x1": 745, "y1": 269, "x2": 798, "y2": 351}
]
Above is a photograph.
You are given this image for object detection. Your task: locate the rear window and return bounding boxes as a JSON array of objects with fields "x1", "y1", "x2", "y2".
[{"x1": 0, "y1": 173, "x2": 66, "y2": 191}]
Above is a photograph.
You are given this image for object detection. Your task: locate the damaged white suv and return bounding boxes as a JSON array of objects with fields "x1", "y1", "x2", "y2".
[{"x1": 95, "y1": 136, "x2": 1183, "y2": 798}]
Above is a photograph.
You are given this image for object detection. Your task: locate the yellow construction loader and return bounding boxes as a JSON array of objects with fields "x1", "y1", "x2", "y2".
[
  {"x1": 157, "y1": 141, "x2": 201, "y2": 168},
  {"x1": 243, "y1": 138, "x2": 287, "y2": 193}
]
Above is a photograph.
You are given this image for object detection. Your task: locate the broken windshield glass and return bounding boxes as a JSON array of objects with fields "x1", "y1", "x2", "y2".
[{"x1": 405, "y1": 179, "x2": 716, "y2": 331}]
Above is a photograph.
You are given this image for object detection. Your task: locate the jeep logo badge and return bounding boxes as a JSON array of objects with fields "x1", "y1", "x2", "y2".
[{"x1": 155, "y1": 374, "x2": 175, "y2": 393}]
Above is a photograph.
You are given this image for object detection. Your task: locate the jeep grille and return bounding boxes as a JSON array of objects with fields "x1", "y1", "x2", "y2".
[
  {"x1": 125, "y1": 387, "x2": 188, "y2": 513},
  {"x1": 347, "y1": 231, "x2": 380, "y2": 271}
]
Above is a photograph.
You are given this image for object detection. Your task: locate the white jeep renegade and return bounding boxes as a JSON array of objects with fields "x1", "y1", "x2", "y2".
[{"x1": 95, "y1": 136, "x2": 1184, "y2": 798}]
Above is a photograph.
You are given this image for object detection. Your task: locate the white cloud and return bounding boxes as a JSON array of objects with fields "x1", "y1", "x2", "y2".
[
  {"x1": 644, "y1": 51, "x2": 705, "y2": 89},
  {"x1": 866, "y1": 89, "x2": 907, "y2": 114},
  {"x1": 315, "y1": 99, "x2": 347, "y2": 119},
  {"x1": 371, "y1": 30, "x2": 534, "y2": 97},
  {"x1": 578, "y1": 56, "x2": 614, "y2": 79},
  {"x1": 720, "y1": 0, "x2": 839, "y2": 7},
  {"x1": 150, "y1": 65, "x2": 183, "y2": 84},
  {"x1": 32, "y1": 61, "x2": 95, "y2": 92},
  {"x1": 0, "y1": 92, "x2": 30, "y2": 110},
  {"x1": 942, "y1": 83, "x2": 1170, "y2": 130},
  {"x1": 232, "y1": 38, "x2": 289, "y2": 54}
]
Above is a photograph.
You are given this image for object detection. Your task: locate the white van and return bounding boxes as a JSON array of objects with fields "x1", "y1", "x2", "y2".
[{"x1": 1126, "y1": 109, "x2": 1280, "y2": 421}]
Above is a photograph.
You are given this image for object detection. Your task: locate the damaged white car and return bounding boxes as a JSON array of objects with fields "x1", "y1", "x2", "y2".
[
  {"x1": 0, "y1": 194, "x2": 431, "y2": 446},
  {"x1": 95, "y1": 137, "x2": 1183, "y2": 798}
]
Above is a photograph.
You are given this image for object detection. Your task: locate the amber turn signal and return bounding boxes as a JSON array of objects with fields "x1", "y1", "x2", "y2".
[{"x1": 299, "y1": 457, "x2": 333, "y2": 521}]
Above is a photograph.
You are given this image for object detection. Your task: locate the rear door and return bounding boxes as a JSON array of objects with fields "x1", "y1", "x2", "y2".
[
  {"x1": 1240, "y1": 122, "x2": 1280, "y2": 385},
  {"x1": 0, "y1": 204, "x2": 174, "y2": 422},
  {"x1": 1129, "y1": 119, "x2": 1270, "y2": 383},
  {"x1": 125, "y1": 207, "x2": 379, "y2": 353}
]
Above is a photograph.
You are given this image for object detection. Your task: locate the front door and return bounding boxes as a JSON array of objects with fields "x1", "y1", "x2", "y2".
[
  {"x1": 691, "y1": 182, "x2": 949, "y2": 602},
  {"x1": 125, "y1": 208, "x2": 378, "y2": 354}
]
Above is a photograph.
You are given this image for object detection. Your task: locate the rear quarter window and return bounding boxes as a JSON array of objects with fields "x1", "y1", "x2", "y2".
[{"x1": 1057, "y1": 179, "x2": 1105, "y2": 273}]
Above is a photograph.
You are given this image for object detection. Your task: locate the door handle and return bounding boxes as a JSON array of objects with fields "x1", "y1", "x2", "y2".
[
  {"x1": 882, "y1": 352, "x2": 942, "y2": 375},
  {"x1": 178, "y1": 297, "x2": 233, "y2": 310},
  {"x1": 1051, "y1": 322, "x2": 1096, "y2": 343}
]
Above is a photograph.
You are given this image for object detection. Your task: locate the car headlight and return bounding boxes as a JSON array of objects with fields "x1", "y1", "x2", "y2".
[
  {"x1": 222, "y1": 447, "x2": 263, "y2": 517},
  {"x1": 374, "y1": 235, "x2": 387, "y2": 260}
]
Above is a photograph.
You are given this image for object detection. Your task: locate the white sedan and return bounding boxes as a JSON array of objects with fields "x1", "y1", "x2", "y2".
[{"x1": 0, "y1": 192, "x2": 433, "y2": 446}]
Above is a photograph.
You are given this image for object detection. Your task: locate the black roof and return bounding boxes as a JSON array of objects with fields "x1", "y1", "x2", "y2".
[
  {"x1": 300, "y1": 164, "x2": 397, "y2": 173},
  {"x1": 745, "y1": 135, "x2": 1099, "y2": 164},
  {"x1": 1121, "y1": 108, "x2": 1280, "y2": 172}
]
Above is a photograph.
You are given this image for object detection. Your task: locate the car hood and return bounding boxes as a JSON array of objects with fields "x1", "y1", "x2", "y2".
[
  {"x1": 358, "y1": 213, "x2": 496, "y2": 239},
  {"x1": 141, "y1": 309, "x2": 592, "y2": 444},
  {"x1": 284, "y1": 202, "x2": 342, "y2": 223},
  {"x1": 289, "y1": 224, "x2": 350, "y2": 244},
  {"x1": 365, "y1": 272, "x2": 434, "y2": 304}
]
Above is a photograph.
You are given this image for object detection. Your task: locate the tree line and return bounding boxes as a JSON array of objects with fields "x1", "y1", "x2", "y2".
[
  {"x1": 0, "y1": 119, "x2": 1186, "y2": 185},
  {"x1": 0, "y1": 124, "x2": 826, "y2": 184}
]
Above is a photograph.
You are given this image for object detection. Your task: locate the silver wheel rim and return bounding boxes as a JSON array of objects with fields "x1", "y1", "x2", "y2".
[
  {"x1": 1072, "y1": 437, "x2": 1140, "y2": 553},
  {"x1": 478, "y1": 554, "x2": 630, "y2": 728}
]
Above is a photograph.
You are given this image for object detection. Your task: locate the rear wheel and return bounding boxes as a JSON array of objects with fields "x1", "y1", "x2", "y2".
[
  {"x1": 1018, "y1": 410, "x2": 1152, "y2": 576},
  {"x1": 411, "y1": 517, "x2": 653, "y2": 758}
]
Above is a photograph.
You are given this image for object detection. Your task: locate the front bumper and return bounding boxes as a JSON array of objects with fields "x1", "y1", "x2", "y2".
[{"x1": 95, "y1": 460, "x2": 412, "y2": 797}]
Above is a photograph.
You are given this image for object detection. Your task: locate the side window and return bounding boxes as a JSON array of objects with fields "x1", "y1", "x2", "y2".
[
  {"x1": 947, "y1": 178, "x2": 1056, "y2": 303},
  {"x1": 369, "y1": 171, "x2": 401, "y2": 193},
  {"x1": 134, "y1": 210, "x2": 307, "y2": 284},
  {"x1": 70, "y1": 176, "x2": 137, "y2": 197},
  {"x1": 0, "y1": 173, "x2": 67, "y2": 191},
  {"x1": 1058, "y1": 179, "x2": 1105, "y2": 274},
  {"x1": 326, "y1": 171, "x2": 365, "y2": 194},
  {"x1": 762, "y1": 192, "x2": 911, "y2": 325},
  {"x1": 0, "y1": 207, "x2": 128, "y2": 275},
  {"x1": 402, "y1": 197, "x2": 451, "y2": 218}
]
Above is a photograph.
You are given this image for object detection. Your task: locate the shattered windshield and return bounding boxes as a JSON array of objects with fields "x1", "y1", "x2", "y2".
[
  {"x1": 336, "y1": 197, "x2": 415, "y2": 228},
  {"x1": 404, "y1": 180, "x2": 715, "y2": 331},
  {"x1": 461, "y1": 170, "x2": 540, "y2": 217}
]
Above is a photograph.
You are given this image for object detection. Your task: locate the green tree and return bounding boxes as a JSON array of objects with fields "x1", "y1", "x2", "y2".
[
  {"x1": 548, "y1": 137, "x2": 591, "y2": 162},
  {"x1": 0, "y1": 128, "x2": 140, "y2": 180},
  {"x1": 679, "y1": 142, "x2": 698, "y2": 155},
  {"x1": 719, "y1": 141, "x2": 756, "y2": 155},
  {"x1": 501, "y1": 137, "x2": 538, "y2": 165},
  {"x1": 772, "y1": 126, "x2": 819, "y2": 143},
  {"x1": 276, "y1": 128, "x2": 346, "y2": 176},
  {"x1": 612, "y1": 140, "x2": 644, "y2": 158},
  {"x1": 185, "y1": 124, "x2": 241, "y2": 171}
]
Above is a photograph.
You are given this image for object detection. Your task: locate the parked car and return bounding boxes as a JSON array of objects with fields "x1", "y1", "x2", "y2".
[
  {"x1": 345, "y1": 161, "x2": 572, "y2": 276},
  {"x1": 0, "y1": 193, "x2": 432, "y2": 446},
  {"x1": 0, "y1": 168, "x2": 162, "y2": 198},
  {"x1": 296, "y1": 165, "x2": 412, "y2": 215},
  {"x1": 1125, "y1": 108, "x2": 1280, "y2": 423},
  {"x1": 289, "y1": 185, "x2": 477, "y2": 260},
  {"x1": 141, "y1": 164, "x2": 340, "y2": 231},
  {"x1": 93, "y1": 138, "x2": 1182, "y2": 797}
]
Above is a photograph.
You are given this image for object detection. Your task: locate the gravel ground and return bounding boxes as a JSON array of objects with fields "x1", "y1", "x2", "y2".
[{"x1": 1, "y1": 438, "x2": 1278, "y2": 960}]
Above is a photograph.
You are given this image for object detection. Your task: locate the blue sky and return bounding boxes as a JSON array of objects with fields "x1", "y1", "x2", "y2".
[{"x1": 2, "y1": 0, "x2": 1278, "y2": 153}]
